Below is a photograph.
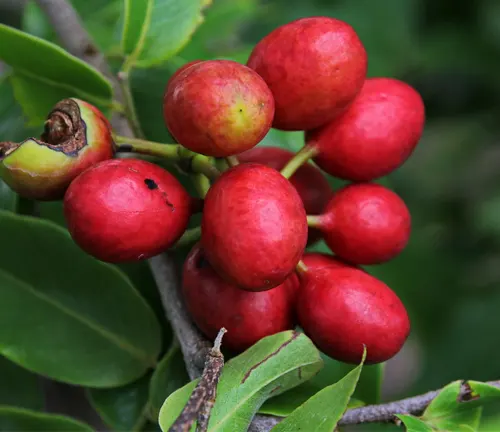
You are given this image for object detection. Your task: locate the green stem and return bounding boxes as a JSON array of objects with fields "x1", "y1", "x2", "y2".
[
  {"x1": 296, "y1": 260, "x2": 309, "y2": 274},
  {"x1": 306, "y1": 214, "x2": 323, "y2": 228},
  {"x1": 117, "y1": 71, "x2": 145, "y2": 138},
  {"x1": 191, "y1": 155, "x2": 221, "y2": 181},
  {"x1": 280, "y1": 145, "x2": 319, "y2": 179},
  {"x1": 191, "y1": 173, "x2": 211, "y2": 199},
  {"x1": 113, "y1": 134, "x2": 181, "y2": 161},
  {"x1": 171, "y1": 226, "x2": 202, "y2": 250},
  {"x1": 226, "y1": 155, "x2": 240, "y2": 167},
  {"x1": 215, "y1": 158, "x2": 230, "y2": 172}
]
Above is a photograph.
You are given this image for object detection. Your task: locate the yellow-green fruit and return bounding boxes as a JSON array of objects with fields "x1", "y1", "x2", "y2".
[{"x1": 0, "y1": 98, "x2": 115, "y2": 201}]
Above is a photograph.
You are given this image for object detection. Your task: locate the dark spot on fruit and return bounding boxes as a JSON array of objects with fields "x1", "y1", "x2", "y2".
[
  {"x1": 144, "y1": 178, "x2": 158, "y2": 190},
  {"x1": 239, "y1": 109, "x2": 243, "y2": 112}
]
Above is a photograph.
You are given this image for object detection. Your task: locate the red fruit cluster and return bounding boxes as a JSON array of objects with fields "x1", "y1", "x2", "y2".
[{"x1": 2, "y1": 16, "x2": 425, "y2": 366}]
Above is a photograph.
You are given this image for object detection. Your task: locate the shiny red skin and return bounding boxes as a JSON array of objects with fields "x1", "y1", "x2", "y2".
[
  {"x1": 201, "y1": 163, "x2": 308, "y2": 291},
  {"x1": 166, "y1": 60, "x2": 202, "y2": 89},
  {"x1": 238, "y1": 146, "x2": 332, "y2": 245},
  {"x1": 247, "y1": 17, "x2": 367, "y2": 131},
  {"x1": 297, "y1": 266, "x2": 410, "y2": 364},
  {"x1": 182, "y1": 243, "x2": 296, "y2": 352},
  {"x1": 163, "y1": 60, "x2": 275, "y2": 157},
  {"x1": 317, "y1": 183, "x2": 411, "y2": 265},
  {"x1": 64, "y1": 158, "x2": 192, "y2": 263},
  {"x1": 307, "y1": 77, "x2": 425, "y2": 182}
]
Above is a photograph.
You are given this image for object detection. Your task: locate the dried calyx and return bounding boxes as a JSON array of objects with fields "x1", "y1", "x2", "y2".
[{"x1": 0, "y1": 98, "x2": 87, "y2": 159}]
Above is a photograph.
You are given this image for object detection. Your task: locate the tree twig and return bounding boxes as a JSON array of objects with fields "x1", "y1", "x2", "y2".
[
  {"x1": 169, "y1": 328, "x2": 227, "y2": 432},
  {"x1": 35, "y1": 2, "x2": 500, "y2": 431}
]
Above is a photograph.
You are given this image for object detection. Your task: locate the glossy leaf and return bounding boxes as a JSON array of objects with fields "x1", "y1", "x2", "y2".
[
  {"x1": 159, "y1": 331, "x2": 323, "y2": 431},
  {"x1": 130, "y1": 61, "x2": 179, "y2": 143},
  {"x1": 22, "y1": 0, "x2": 123, "y2": 54},
  {"x1": 179, "y1": 0, "x2": 259, "y2": 60},
  {"x1": 149, "y1": 340, "x2": 189, "y2": 419},
  {"x1": 87, "y1": 373, "x2": 151, "y2": 431},
  {"x1": 396, "y1": 415, "x2": 434, "y2": 432},
  {"x1": 122, "y1": 0, "x2": 211, "y2": 68},
  {"x1": 270, "y1": 349, "x2": 365, "y2": 432},
  {"x1": 0, "y1": 211, "x2": 161, "y2": 387},
  {"x1": 422, "y1": 381, "x2": 500, "y2": 431},
  {"x1": 0, "y1": 355, "x2": 43, "y2": 410},
  {"x1": 0, "y1": 406, "x2": 93, "y2": 431},
  {"x1": 260, "y1": 351, "x2": 383, "y2": 416},
  {"x1": 0, "y1": 24, "x2": 112, "y2": 125}
]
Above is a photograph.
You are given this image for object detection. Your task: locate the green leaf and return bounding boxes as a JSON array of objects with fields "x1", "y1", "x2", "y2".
[
  {"x1": 87, "y1": 373, "x2": 151, "y2": 431},
  {"x1": 270, "y1": 349, "x2": 366, "y2": 432},
  {"x1": 396, "y1": 415, "x2": 434, "y2": 432},
  {"x1": 422, "y1": 381, "x2": 500, "y2": 431},
  {"x1": 260, "y1": 351, "x2": 383, "y2": 416},
  {"x1": 0, "y1": 406, "x2": 93, "y2": 431},
  {"x1": 0, "y1": 24, "x2": 112, "y2": 125},
  {"x1": 130, "y1": 61, "x2": 178, "y2": 143},
  {"x1": 0, "y1": 355, "x2": 43, "y2": 410},
  {"x1": 22, "y1": 1, "x2": 123, "y2": 54},
  {"x1": 0, "y1": 211, "x2": 161, "y2": 387},
  {"x1": 159, "y1": 331, "x2": 323, "y2": 431},
  {"x1": 122, "y1": 0, "x2": 212, "y2": 68},
  {"x1": 149, "y1": 340, "x2": 189, "y2": 419},
  {"x1": 178, "y1": 0, "x2": 259, "y2": 60}
]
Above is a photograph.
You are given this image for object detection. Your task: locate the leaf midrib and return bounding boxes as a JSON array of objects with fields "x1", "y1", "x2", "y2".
[
  {"x1": 0, "y1": 268, "x2": 154, "y2": 366},
  {"x1": 212, "y1": 352, "x2": 321, "y2": 430}
]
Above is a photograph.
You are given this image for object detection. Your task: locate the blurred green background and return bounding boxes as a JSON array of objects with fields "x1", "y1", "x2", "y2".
[{"x1": 2, "y1": 0, "x2": 500, "y2": 429}]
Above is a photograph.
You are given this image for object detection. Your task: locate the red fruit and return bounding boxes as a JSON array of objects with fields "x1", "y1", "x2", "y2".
[
  {"x1": 302, "y1": 252, "x2": 358, "y2": 271},
  {"x1": 166, "y1": 60, "x2": 202, "y2": 88},
  {"x1": 297, "y1": 266, "x2": 410, "y2": 364},
  {"x1": 311, "y1": 183, "x2": 411, "y2": 265},
  {"x1": 247, "y1": 17, "x2": 367, "y2": 131},
  {"x1": 64, "y1": 158, "x2": 192, "y2": 263},
  {"x1": 182, "y1": 243, "x2": 295, "y2": 352},
  {"x1": 201, "y1": 163, "x2": 308, "y2": 291},
  {"x1": 307, "y1": 77, "x2": 425, "y2": 182},
  {"x1": 238, "y1": 146, "x2": 332, "y2": 245},
  {"x1": 163, "y1": 59, "x2": 275, "y2": 157}
]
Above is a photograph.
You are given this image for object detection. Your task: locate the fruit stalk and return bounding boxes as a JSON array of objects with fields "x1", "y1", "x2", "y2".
[
  {"x1": 306, "y1": 214, "x2": 323, "y2": 228},
  {"x1": 280, "y1": 145, "x2": 319, "y2": 179},
  {"x1": 113, "y1": 134, "x2": 181, "y2": 161},
  {"x1": 225, "y1": 155, "x2": 240, "y2": 167}
]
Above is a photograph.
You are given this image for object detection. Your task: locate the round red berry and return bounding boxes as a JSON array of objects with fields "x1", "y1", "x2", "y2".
[
  {"x1": 64, "y1": 158, "x2": 192, "y2": 263},
  {"x1": 163, "y1": 60, "x2": 275, "y2": 157},
  {"x1": 201, "y1": 163, "x2": 308, "y2": 291},
  {"x1": 307, "y1": 77, "x2": 425, "y2": 181},
  {"x1": 297, "y1": 266, "x2": 410, "y2": 364},
  {"x1": 182, "y1": 243, "x2": 295, "y2": 352},
  {"x1": 247, "y1": 17, "x2": 367, "y2": 131}
]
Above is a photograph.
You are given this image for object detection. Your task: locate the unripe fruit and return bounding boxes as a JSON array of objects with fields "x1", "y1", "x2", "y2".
[
  {"x1": 247, "y1": 17, "x2": 367, "y2": 131},
  {"x1": 310, "y1": 183, "x2": 411, "y2": 265},
  {"x1": 163, "y1": 59, "x2": 275, "y2": 157},
  {"x1": 0, "y1": 98, "x2": 114, "y2": 201},
  {"x1": 182, "y1": 243, "x2": 295, "y2": 352},
  {"x1": 64, "y1": 158, "x2": 192, "y2": 263},
  {"x1": 201, "y1": 163, "x2": 308, "y2": 291},
  {"x1": 307, "y1": 77, "x2": 425, "y2": 181},
  {"x1": 238, "y1": 146, "x2": 332, "y2": 245},
  {"x1": 297, "y1": 266, "x2": 410, "y2": 364}
]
